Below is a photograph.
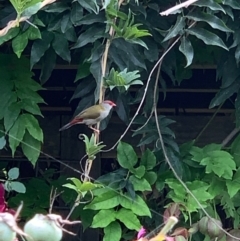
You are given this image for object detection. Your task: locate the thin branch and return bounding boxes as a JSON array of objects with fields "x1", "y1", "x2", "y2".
[
  {"x1": 0, "y1": 0, "x2": 57, "y2": 36},
  {"x1": 222, "y1": 128, "x2": 240, "y2": 147},
  {"x1": 195, "y1": 103, "x2": 224, "y2": 143},
  {"x1": 102, "y1": 36, "x2": 182, "y2": 152},
  {"x1": 160, "y1": 0, "x2": 199, "y2": 16}
]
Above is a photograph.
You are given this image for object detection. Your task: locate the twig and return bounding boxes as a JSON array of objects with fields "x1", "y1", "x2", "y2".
[
  {"x1": 154, "y1": 104, "x2": 240, "y2": 239},
  {"x1": 160, "y1": 0, "x2": 199, "y2": 16},
  {"x1": 222, "y1": 128, "x2": 240, "y2": 147},
  {"x1": 195, "y1": 103, "x2": 224, "y2": 143},
  {"x1": 102, "y1": 36, "x2": 182, "y2": 152},
  {"x1": 0, "y1": 0, "x2": 57, "y2": 36}
]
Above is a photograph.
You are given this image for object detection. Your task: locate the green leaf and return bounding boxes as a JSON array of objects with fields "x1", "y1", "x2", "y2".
[
  {"x1": 70, "y1": 2, "x2": 83, "y2": 25},
  {"x1": 187, "y1": 12, "x2": 232, "y2": 32},
  {"x1": 163, "y1": 16, "x2": 185, "y2": 42},
  {"x1": 61, "y1": 13, "x2": 72, "y2": 33},
  {"x1": 21, "y1": 99, "x2": 43, "y2": 117},
  {"x1": 235, "y1": 90, "x2": 240, "y2": 128},
  {"x1": 186, "y1": 27, "x2": 228, "y2": 51},
  {"x1": 40, "y1": 47, "x2": 56, "y2": 84},
  {"x1": 223, "y1": 0, "x2": 240, "y2": 10},
  {"x1": 226, "y1": 169, "x2": 240, "y2": 198},
  {"x1": 131, "y1": 165, "x2": 146, "y2": 178},
  {"x1": 210, "y1": 80, "x2": 240, "y2": 108},
  {"x1": 9, "y1": 181, "x2": 26, "y2": 193},
  {"x1": 140, "y1": 149, "x2": 156, "y2": 170},
  {"x1": 144, "y1": 171, "x2": 157, "y2": 185},
  {"x1": 231, "y1": 134, "x2": 240, "y2": 167},
  {"x1": 62, "y1": 183, "x2": 78, "y2": 192},
  {"x1": 0, "y1": 137, "x2": 6, "y2": 150},
  {"x1": 179, "y1": 36, "x2": 194, "y2": 67},
  {"x1": 118, "y1": 194, "x2": 151, "y2": 217},
  {"x1": 8, "y1": 167, "x2": 19, "y2": 180},
  {"x1": 0, "y1": 28, "x2": 20, "y2": 46},
  {"x1": 80, "y1": 182, "x2": 100, "y2": 192},
  {"x1": 21, "y1": 114, "x2": 43, "y2": 142},
  {"x1": 21, "y1": 130, "x2": 41, "y2": 165},
  {"x1": 166, "y1": 179, "x2": 213, "y2": 212},
  {"x1": 4, "y1": 102, "x2": 21, "y2": 132},
  {"x1": 8, "y1": 115, "x2": 26, "y2": 155},
  {"x1": 117, "y1": 142, "x2": 138, "y2": 169},
  {"x1": 85, "y1": 191, "x2": 120, "y2": 210},
  {"x1": 74, "y1": 62, "x2": 91, "y2": 82},
  {"x1": 91, "y1": 209, "x2": 116, "y2": 228},
  {"x1": 78, "y1": 0, "x2": 99, "y2": 14},
  {"x1": 103, "y1": 221, "x2": 121, "y2": 241},
  {"x1": 12, "y1": 32, "x2": 28, "y2": 58},
  {"x1": 26, "y1": 26, "x2": 41, "y2": 40},
  {"x1": 116, "y1": 208, "x2": 141, "y2": 230},
  {"x1": 200, "y1": 151, "x2": 236, "y2": 179},
  {"x1": 52, "y1": 33, "x2": 71, "y2": 62},
  {"x1": 72, "y1": 25, "x2": 105, "y2": 49},
  {"x1": 129, "y1": 176, "x2": 152, "y2": 191},
  {"x1": 193, "y1": 0, "x2": 226, "y2": 13},
  {"x1": 30, "y1": 31, "x2": 53, "y2": 69}
]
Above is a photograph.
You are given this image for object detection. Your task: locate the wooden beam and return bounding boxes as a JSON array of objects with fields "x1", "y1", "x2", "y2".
[
  {"x1": 33, "y1": 64, "x2": 217, "y2": 70},
  {"x1": 44, "y1": 87, "x2": 220, "y2": 93}
]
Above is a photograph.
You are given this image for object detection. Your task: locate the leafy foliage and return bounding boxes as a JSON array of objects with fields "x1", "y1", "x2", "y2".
[{"x1": 2, "y1": 0, "x2": 240, "y2": 240}]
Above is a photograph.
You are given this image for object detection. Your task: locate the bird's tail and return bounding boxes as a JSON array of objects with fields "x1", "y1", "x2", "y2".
[
  {"x1": 59, "y1": 123, "x2": 73, "y2": 131},
  {"x1": 59, "y1": 119, "x2": 82, "y2": 131}
]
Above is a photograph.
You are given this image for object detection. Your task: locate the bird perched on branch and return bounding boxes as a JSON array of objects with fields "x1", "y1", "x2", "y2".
[{"x1": 59, "y1": 100, "x2": 116, "y2": 134}]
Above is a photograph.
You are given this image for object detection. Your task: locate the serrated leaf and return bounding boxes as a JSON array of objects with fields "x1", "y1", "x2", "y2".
[
  {"x1": 163, "y1": 16, "x2": 185, "y2": 42},
  {"x1": 21, "y1": 130, "x2": 41, "y2": 165},
  {"x1": 200, "y1": 150, "x2": 236, "y2": 179},
  {"x1": 226, "y1": 169, "x2": 240, "y2": 198},
  {"x1": 187, "y1": 12, "x2": 232, "y2": 32},
  {"x1": 117, "y1": 142, "x2": 138, "y2": 169},
  {"x1": 91, "y1": 209, "x2": 116, "y2": 228},
  {"x1": 116, "y1": 208, "x2": 141, "y2": 230},
  {"x1": 179, "y1": 36, "x2": 194, "y2": 67},
  {"x1": 186, "y1": 27, "x2": 228, "y2": 51},
  {"x1": 103, "y1": 221, "x2": 121, "y2": 241}
]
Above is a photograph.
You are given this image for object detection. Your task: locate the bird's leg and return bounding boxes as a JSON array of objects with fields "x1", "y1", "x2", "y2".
[{"x1": 89, "y1": 126, "x2": 100, "y2": 134}]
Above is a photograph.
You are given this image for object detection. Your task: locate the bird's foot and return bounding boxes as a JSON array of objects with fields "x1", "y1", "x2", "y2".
[{"x1": 89, "y1": 126, "x2": 100, "y2": 135}]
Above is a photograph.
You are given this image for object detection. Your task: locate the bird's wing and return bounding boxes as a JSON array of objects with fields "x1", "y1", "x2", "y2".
[{"x1": 76, "y1": 105, "x2": 103, "y2": 120}]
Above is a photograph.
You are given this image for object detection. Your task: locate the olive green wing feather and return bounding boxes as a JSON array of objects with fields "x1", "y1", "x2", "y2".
[{"x1": 76, "y1": 105, "x2": 103, "y2": 120}]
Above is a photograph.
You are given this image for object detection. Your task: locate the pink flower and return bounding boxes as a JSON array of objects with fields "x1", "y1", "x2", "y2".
[
  {"x1": 0, "y1": 183, "x2": 16, "y2": 215},
  {"x1": 137, "y1": 227, "x2": 147, "y2": 239}
]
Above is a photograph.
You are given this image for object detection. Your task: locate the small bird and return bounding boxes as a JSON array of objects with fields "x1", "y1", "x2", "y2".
[{"x1": 59, "y1": 100, "x2": 116, "y2": 134}]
